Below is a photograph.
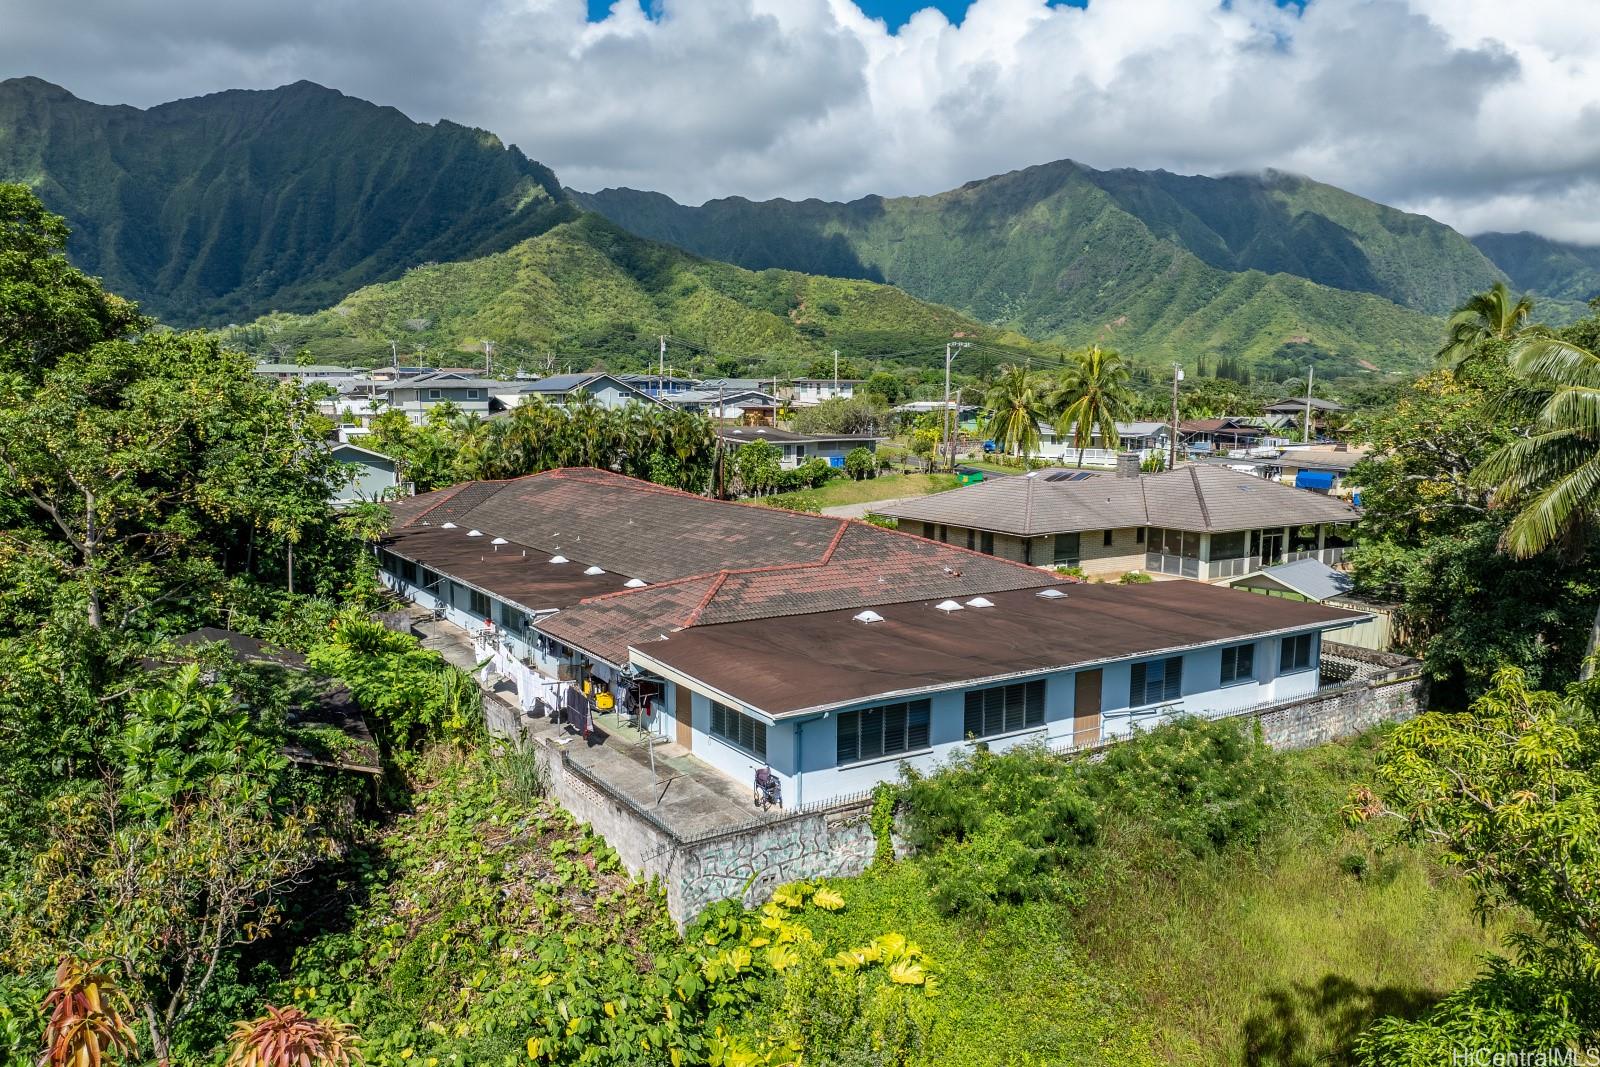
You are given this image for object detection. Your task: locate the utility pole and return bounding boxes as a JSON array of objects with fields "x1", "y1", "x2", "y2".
[
  {"x1": 1168, "y1": 363, "x2": 1184, "y2": 470},
  {"x1": 943, "y1": 341, "x2": 970, "y2": 471},
  {"x1": 483, "y1": 340, "x2": 494, "y2": 377},
  {"x1": 832, "y1": 349, "x2": 839, "y2": 398},
  {"x1": 658, "y1": 335, "x2": 666, "y2": 398},
  {"x1": 388, "y1": 339, "x2": 398, "y2": 374},
  {"x1": 1303, "y1": 364, "x2": 1316, "y2": 443}
]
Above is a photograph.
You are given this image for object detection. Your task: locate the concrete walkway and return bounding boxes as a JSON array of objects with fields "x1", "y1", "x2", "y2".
[
  {"x1": 414, "y1": 615, "x2": 770, "y2": 838},
  {"x1": 820, "y1": 496, "x2": 917, "y2": 519}
]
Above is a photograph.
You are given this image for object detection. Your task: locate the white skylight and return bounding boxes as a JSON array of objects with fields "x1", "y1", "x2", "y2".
[
  {"x1": 548, "y1": 555, "x2": 569, "y2": 564},
  {"x1": 466, "y1": 529, "x2": 483, "y2": 537},
  {"x1": 935, "y1": 599, "x2": 964, "y2": 613},
  {"x1": 853, "y1": 610, "x2": 885, "y2": 624},
  {"x1": 584, "y1": 565, "x2": 606, "y2": 575},
  {"x1": 965, "y1": 596, "x2": 995, "y2": 608},
  {"x1": 1036, "y1": 587, "x2": 1067, "y2": 599},
  {"x1": 624, "y1": 578, "x2": 648, "y2": 588},
  {"x1": 490, "y1": 537, "x2": 508, "y2": 545},
  {"x1": 440, "y1": 522, "x2": 457, "y2": 529}
]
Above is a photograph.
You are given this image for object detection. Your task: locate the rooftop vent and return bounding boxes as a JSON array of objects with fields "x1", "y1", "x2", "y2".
[
  {"x1": 584, "y1": 565, "x2": 606, "y2": 575},
  {"x1": 467, "y1": 529, "x2": 483, "y2": 537},
  {"x1": 853, "y1": 610, "x2": 885, "y2": 624},
  {"x1": 548, "y1": 555, "x2": 569, "y2": 564},
  {"x1": 965, "y1": 596, "x2": 995, "y2": 608},
  {"x1": 624, "y1": 578, "x2": 648, "y2": 588},
  {"x1": 935, "y1": 599, "x2": 964, "y2": 613},
  {"x1": 441, "y1": 522, "x2": 457, "y2": 529},
  {"x1": 1036, "y1": 587, "x2": 1067, "y2": 599},
  {"x1": 490, "y1": 537, "x2": 508, "y2": 545}
]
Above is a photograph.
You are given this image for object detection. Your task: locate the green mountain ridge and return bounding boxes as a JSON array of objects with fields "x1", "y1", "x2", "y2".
[
  {"x1": 227, "y1": 212, "x2": 1036, "y2": 373},
  {"x1": 0, "y1": 76, "x2": 575, "y2": 324},
  {"x1": 1472, "y1": 230, "x2": 1600, "y2": 305},
  {"x1": 574, "y1": 160, "x2": 1512, "y2": 375}
]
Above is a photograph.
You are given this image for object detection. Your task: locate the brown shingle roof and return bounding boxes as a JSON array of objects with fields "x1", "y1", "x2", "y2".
[
  {"x1": 635, "y1": 581, "x2": 1365, "y2": 717},
  {"x1": 385, "y1": 468, "x2": 1060, "y2": 664},
  {"x1": 879, "y1": 465, "x2": 1357, "y2": 536}
]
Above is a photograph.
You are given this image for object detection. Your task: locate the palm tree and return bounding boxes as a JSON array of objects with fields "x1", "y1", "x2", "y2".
[
  {"x1": 1048, "y1": 345, "x2": 1135, "y2": 468},
  {"x1": 1477, "y1": 334, "x2": 1600, "y2": 675},
  {"x1": 982, "y1": 364, "x2": 1046, "y2": 460},
  {"x1": 1438, "y1": 280, "x2": 1537, "y2": 366}
]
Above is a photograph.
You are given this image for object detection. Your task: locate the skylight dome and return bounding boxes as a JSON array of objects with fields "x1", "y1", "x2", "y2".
[
  {"x1": 466, "y1": 529, "x2": 483, "y2": 537},
  {"x1": 1036, "y1": 587, "x2": 1067, "y2": 599},
  {"x1": 624, "y1": 578, "x2": 648, "y2": 588},
  {"x1": 548, "y1": 555, "x2": 569, "y2": 564},
  {"x1": 965, "y1": 597, "x2": 995, "y2": 608},
  {"x1": 491, "y1": 537, "x2": 508, "y2": 545},
  {"x1": 935, "y1": 599, "x2": 964, "y2": 613},
  {"x1": 440, "y1": 522, "x2": 457, "y2": 529},
  {"x1": 853, "y1": 610, "x2": 884, "y2": 624},
  {"x1": 584, "y1": 566, "x2": 606, "y2": 576}
]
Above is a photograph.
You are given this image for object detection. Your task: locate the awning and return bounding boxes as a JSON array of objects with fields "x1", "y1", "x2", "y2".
[{"x1": 1295, "y1": 469, "x2": 1337, "y2": 491}]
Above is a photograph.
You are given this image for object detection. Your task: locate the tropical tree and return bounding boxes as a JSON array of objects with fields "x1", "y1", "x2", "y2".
[
  {"x1": 982, "y1": 364, "x2": 1046, "y2": 459},
  {"x1": 1049, "y1": 346, "x2": 1134, "y2": 468},
  {"x1": 1437, "y1": 280, "x2": 1537, "y2": 366},
  {"x1": 226, "y1": 1006, "x2": 360, "y2": 1067},
  {"x1": 1476, "y1": 334, "x2": 1600, "y2": 675}
]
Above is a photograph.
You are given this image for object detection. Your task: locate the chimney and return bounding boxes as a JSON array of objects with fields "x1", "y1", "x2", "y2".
[{"x1": 1116, "y1": 452, "x2": 1142, "y2": 478}]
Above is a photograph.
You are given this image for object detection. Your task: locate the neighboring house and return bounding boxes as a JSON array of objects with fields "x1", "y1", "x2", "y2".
[
  {"x1": 619, "y1": 373, "x2": 699, "y2": 397},
  {"x1": 1038, "y1": 421, "x2": 1170, "y2": 464},
  {"x1": 253, "y1": 363, "x2": 358, "y2": 381},
  {"x1": 1178, "y1": 417, "x2": 1295, "y2": 453},
  {"x1": 514, "y1": 372, "x2": 658, "y2": 410},
  {"x1": 662, "y1": 388, "x2": 782, "y2": 424},
  {"x1": 385, "y1": 372, "x2": 507, "y2": 423},
  {"x1": 330, "y1": 442, "x2": 401, "y2": 505},
  {"x1": 717, "y1": 427, "x2": 878, "y2": 468},
  {"x1": 1274, "y1": 445, "x2": 1369, "y2": 498},
  {"x1": 1229, "y1": 558, "x2": 1397, "y2": 651},
  {"x1": 878, "y1": 464, "x2": 1359, "y2": 580},
  {"x1": 786, "y1": 378, "x2": 863, "y2": 406},
  {"x1": 697, "y1": 377, "x2": 778, "y2": 394},
  {"x1": 373, "y1": 468, "x2": 1363, "y2": 807}
]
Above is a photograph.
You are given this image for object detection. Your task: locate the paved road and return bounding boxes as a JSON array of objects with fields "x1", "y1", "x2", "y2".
[{"x1": 821, "y1": 496, "x2": 918, "y2": 519}]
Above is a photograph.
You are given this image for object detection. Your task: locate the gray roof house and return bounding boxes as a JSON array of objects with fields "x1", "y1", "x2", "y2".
[
  {"x1": 329, "y1": 443, "x2": 401, "y2": 505},
  {"x1": 717, "y1": 427, "x2": 878, "y2": 468},
  {"x1": 1229, "y1": 558, "x2": 1397, "y2": 652},
  {"x1": 514, "y1": 372, "x2": 658, "y2": 410},
  {"x1": 385, "y1": 372, "x2": 514, "y2": 424},
  {"x1": 880, "y1": 464, "x2": 1359, "y2": 581}
]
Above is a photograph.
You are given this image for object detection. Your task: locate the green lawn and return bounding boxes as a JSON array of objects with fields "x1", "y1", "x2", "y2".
[
  {"x1": 790, "y1": 731, "x2": 1511, "y2": 1067},
  {"x1": 762, "y1": 472, "x2": 959, "y2": 512}
]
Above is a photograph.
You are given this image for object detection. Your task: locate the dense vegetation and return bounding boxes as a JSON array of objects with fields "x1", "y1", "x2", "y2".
[
  {"x1": 222, "y1": 213, "x2": 1038, "y2": 375},
  {"x1": 0, "y1": 77, "x2": 574, "y2": 324},
  {"x1": 577, "y1": 161, "x2": 1518, "y2": 376},
  {"x1": 1472, "y1": 231, "x2": 1600, "y2": 305}
]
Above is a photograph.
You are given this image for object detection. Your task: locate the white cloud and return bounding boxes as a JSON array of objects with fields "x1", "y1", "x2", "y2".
[{"x1": 4, "y1": 0, "x2": 1600, "y2": 241}]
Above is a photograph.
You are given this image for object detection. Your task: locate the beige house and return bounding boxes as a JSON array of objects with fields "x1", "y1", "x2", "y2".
[{"x1": 879, "y1": 464, "x2": 1360, "y2": 582}]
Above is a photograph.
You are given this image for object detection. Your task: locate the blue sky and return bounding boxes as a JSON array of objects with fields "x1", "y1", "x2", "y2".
[{"x1": 585, "y1": 0, "x2": 1088, "y2": 30}]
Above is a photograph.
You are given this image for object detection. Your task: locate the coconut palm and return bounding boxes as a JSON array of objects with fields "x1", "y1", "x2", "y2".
[
  {"x1": 1477, "y1": 334, "x2": 1600, "y2": 675},
  {"x1": 1048, "y1": 345, "x2": 1135, "y2": 468},
  {"x1": 982, "y1": 364, "x2": 1046, "y2": 459},
  {"x1": 1437, "y1": 280, "x2": 1537, "y2": 366}
]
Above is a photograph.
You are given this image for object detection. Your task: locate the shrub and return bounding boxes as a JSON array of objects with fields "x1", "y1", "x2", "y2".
[
  {"x1": 1119, "y1": 570, "x2": 1153, "y2": 584},
  {"x1": 1083, "y1": 716, "x2": 1286, "y2": 854},
  {"x1": 901, "y1": 746, "x2": 1097, "y2": 917}
]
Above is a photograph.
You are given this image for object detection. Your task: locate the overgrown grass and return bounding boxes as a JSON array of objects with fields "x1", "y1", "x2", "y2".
[
  {"x1": 790, "y1": 728, "x2": 1511, "y2": 1066},
  {"x1": 762, "y1": 472, "x2": 959, "y2": 511}
]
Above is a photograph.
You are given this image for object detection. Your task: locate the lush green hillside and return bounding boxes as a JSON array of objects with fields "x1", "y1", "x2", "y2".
[
  {"x1": 228, "y1": 213, "x2": 1036, "y2": 371},
  {"x1": 1472, "y1": 230, "x2": 1600, "y2": 304},
  {"x1": 576, "y1": 161, "x2": 1495, "y2": 375},
  {"x1": 0, "y1": 77, "x2": 575, "y2": 324}
]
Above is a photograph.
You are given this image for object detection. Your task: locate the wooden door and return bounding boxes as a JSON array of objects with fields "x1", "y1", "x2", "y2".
[
  {"x1": 674, "y1": 683, "x2": 693, "y2": 750},
  {"x1": 1073, "y1": 670, "x2": 1102, "y2": 749}
]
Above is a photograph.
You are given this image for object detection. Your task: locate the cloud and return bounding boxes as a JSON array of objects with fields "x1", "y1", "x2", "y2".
[{"x1": 3, "y1": 0, "x2": 1600, "y2": 241}]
